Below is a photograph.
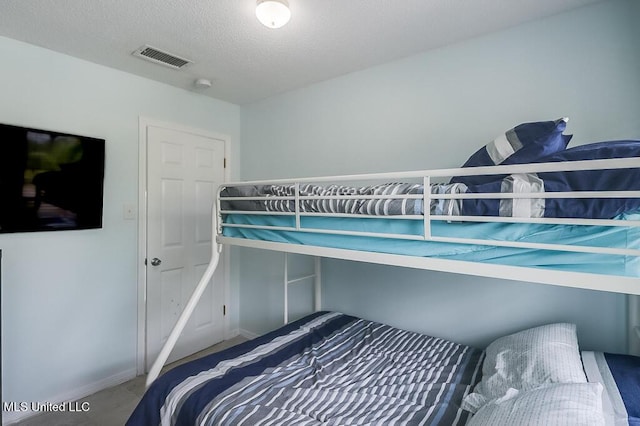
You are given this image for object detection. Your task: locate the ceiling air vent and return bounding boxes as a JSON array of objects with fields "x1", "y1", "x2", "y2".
[{"x1": 132, "y1": 45, "x2": 192, "y2": 70}]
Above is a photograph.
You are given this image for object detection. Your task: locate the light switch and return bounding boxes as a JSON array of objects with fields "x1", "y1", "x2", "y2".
[{"x1": 123, "y1": 204, "x2": 137, "y2": 220}]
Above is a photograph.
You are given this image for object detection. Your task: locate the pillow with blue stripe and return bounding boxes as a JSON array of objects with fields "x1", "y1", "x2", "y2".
[
  {"x1": 460, "y1": 140, "x2": 640, "y2": 219},
  {"x1": 451, "y1": 118, "x2": 571, "y2": 185}
]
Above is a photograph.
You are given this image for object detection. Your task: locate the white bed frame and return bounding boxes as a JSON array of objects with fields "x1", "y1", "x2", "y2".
[{"x1": 147, "y1": 157, "x2": 640, "y2": 387}]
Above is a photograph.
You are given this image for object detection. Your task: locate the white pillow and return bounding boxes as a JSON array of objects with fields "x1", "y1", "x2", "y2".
[
  {"x1": 467, "y1": 383, "x2": 605, "y2": 426},
  {"x1": 462, "y1": 323, "x2": 587, "y2": 413}
]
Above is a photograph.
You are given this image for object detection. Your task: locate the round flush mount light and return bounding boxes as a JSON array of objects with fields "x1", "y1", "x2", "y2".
[{"x1": 256, "y1": 0, "x2": 291, "y2": 29}]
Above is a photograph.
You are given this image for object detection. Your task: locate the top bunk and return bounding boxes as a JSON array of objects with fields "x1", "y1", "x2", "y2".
[{"x1": 217, "y1": 119, "x2": 640, "y2": 295}]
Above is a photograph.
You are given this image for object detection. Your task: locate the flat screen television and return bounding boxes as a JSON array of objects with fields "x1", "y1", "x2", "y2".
[{"x1": 0, "y1": 123, "x2": 105, "y2": 233}]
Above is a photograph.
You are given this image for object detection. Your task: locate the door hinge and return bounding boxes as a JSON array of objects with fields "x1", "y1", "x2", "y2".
[
  {"x1": 223, "y1": 305, "x2": 226, "y2": 316},
  {"x1": 223, "y1": 158, "x2": 227, "y2": 168},
  {"x1": 144, "y1": 258, "x2": 147, "y2": 266}
]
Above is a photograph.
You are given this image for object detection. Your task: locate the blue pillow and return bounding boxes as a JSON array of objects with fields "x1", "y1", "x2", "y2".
[
  {"x1": 460, "y1": 140, "x2": 640, "y2": 219},
  {"x1": 451, "y1": 118, "x2": 571, "y2": 185}
]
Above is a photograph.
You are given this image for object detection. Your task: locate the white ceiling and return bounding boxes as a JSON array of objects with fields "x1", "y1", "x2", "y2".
[{"x1": 0, "y1": 0, "x2": 606, "y2": 105}]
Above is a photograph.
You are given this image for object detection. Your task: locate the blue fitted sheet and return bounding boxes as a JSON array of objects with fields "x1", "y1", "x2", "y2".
[{"x1": 223, "y1": 212, "x2": 640, "y2": 276}]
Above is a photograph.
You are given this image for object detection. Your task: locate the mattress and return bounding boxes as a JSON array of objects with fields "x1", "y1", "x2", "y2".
[
  {"x1": 222, "y1": 212, "x2": 640, "y2": 276},
  {"x1": 128, "y1": 312, "x2": 484, "y2": 426},
  {"x1": 129, "y1": 313, "x2": 640, "y2": 425}
]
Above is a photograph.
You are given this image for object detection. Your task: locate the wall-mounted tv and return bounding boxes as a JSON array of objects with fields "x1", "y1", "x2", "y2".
[{"x1": 0, "y1": 123, "x2": 105, "y2": 233}]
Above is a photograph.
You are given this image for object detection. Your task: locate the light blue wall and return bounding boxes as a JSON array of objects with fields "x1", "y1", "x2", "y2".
[
  {"x1": 239, "y1": 0, "x2": 640, "y2": 352},
  {"x1": 0, "y1": 37, "x2": 241, "y2": 408},
  {"x1": 1, "y1": 0, "x2": 638, "y2": 412}
]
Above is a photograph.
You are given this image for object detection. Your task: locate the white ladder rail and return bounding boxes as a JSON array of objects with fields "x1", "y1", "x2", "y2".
[
  {"x1": 314, "y1": 257, "x2": 322, "y2": 312},
  {"x1": 145, "y1": 202, "x2": 223, "y2": 388},
  {"x1": 284, "y1": 254, "x2": 322, "y2": 324},
  {"x1": 629, "y1": 295, "x2": 640, "y2": 356}
]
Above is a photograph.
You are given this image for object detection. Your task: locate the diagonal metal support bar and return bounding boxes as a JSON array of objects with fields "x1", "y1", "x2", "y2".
[{"x1": 146, "y1": 203, "x2": 222, "y2": 388}]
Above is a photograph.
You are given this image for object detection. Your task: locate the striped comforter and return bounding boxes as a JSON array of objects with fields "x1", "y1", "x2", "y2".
[
  {"x1": 128, "y1": 312, "x2": 483, "y2": 426},
  {"x1": 221, "y1": 183, "x2": 467, "y2": 216}
]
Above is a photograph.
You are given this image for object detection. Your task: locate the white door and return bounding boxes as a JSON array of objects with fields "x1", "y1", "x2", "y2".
[{"x1": 146, "y1": 125, "x2": 226, "y2": 368}]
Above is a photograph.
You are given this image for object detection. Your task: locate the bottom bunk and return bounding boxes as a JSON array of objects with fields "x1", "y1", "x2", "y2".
[{"x1": 128, "y1": 312, "x2": 640, "y2": 426}]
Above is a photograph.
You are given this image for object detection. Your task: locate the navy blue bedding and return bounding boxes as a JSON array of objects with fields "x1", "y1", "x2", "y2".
[
  {"x1": 128, "y1": 312, "x2": 484, "y2": 426},
  {"x1": 460, "y1": 140, "x2": 640, "y2": 219},
  {"x1": 129, "y1": 314, "x2": 640, "y2": 425},
  {"x1": 605, "y1": 353, "x2": 640, "y2": 425}
]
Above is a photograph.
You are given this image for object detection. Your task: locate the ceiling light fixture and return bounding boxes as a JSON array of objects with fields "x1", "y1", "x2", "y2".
[
  {"x1": 256, "y1": 0, "x2": 291, "y2": 29},
  {"x1": 194, "y1": 78, "x2": 212, "y2": 89}
]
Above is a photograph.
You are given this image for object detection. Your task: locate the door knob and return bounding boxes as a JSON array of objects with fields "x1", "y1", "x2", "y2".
[{"x1": 150, "y1": 258, "x2": 162, "y2": 266}]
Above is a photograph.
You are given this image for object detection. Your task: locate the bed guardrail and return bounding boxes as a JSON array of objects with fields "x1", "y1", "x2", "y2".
[
  {"x1": 217, "y1": 157, "x2": 640, "y2": 294},
  {"x1": 218, "y1": 157, "x2": 640, "y2": 257}
]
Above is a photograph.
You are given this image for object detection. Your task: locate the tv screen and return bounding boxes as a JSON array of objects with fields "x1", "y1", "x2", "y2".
[{"x1": 0, "y1": 123, "x2": 105, "y2": 233}]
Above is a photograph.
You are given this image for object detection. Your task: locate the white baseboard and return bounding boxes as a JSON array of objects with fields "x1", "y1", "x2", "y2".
[
  {"x1": 239, "y1": 329, "x2": 259, "y2": 340},
  {"x1": 225, "y1": 328, "x2": 240, "y2": 340},
  {"x1": 2, "y1": 368, "x2": 137, "y2": 425}
]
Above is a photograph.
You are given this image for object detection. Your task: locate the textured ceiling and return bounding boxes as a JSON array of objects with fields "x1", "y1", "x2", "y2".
[{"x1": 0, "y1": 0, "x2": 606, "y2": 105}]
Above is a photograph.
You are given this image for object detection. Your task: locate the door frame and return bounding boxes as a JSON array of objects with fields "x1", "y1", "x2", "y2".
[{"x1": 136, "y1": 117, "x2": 231, "y2": 375}]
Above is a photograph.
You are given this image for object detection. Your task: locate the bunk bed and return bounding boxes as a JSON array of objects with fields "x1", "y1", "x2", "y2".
[{"x1": 131, "y1": 121, "x2": 640, "y2": 425}]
